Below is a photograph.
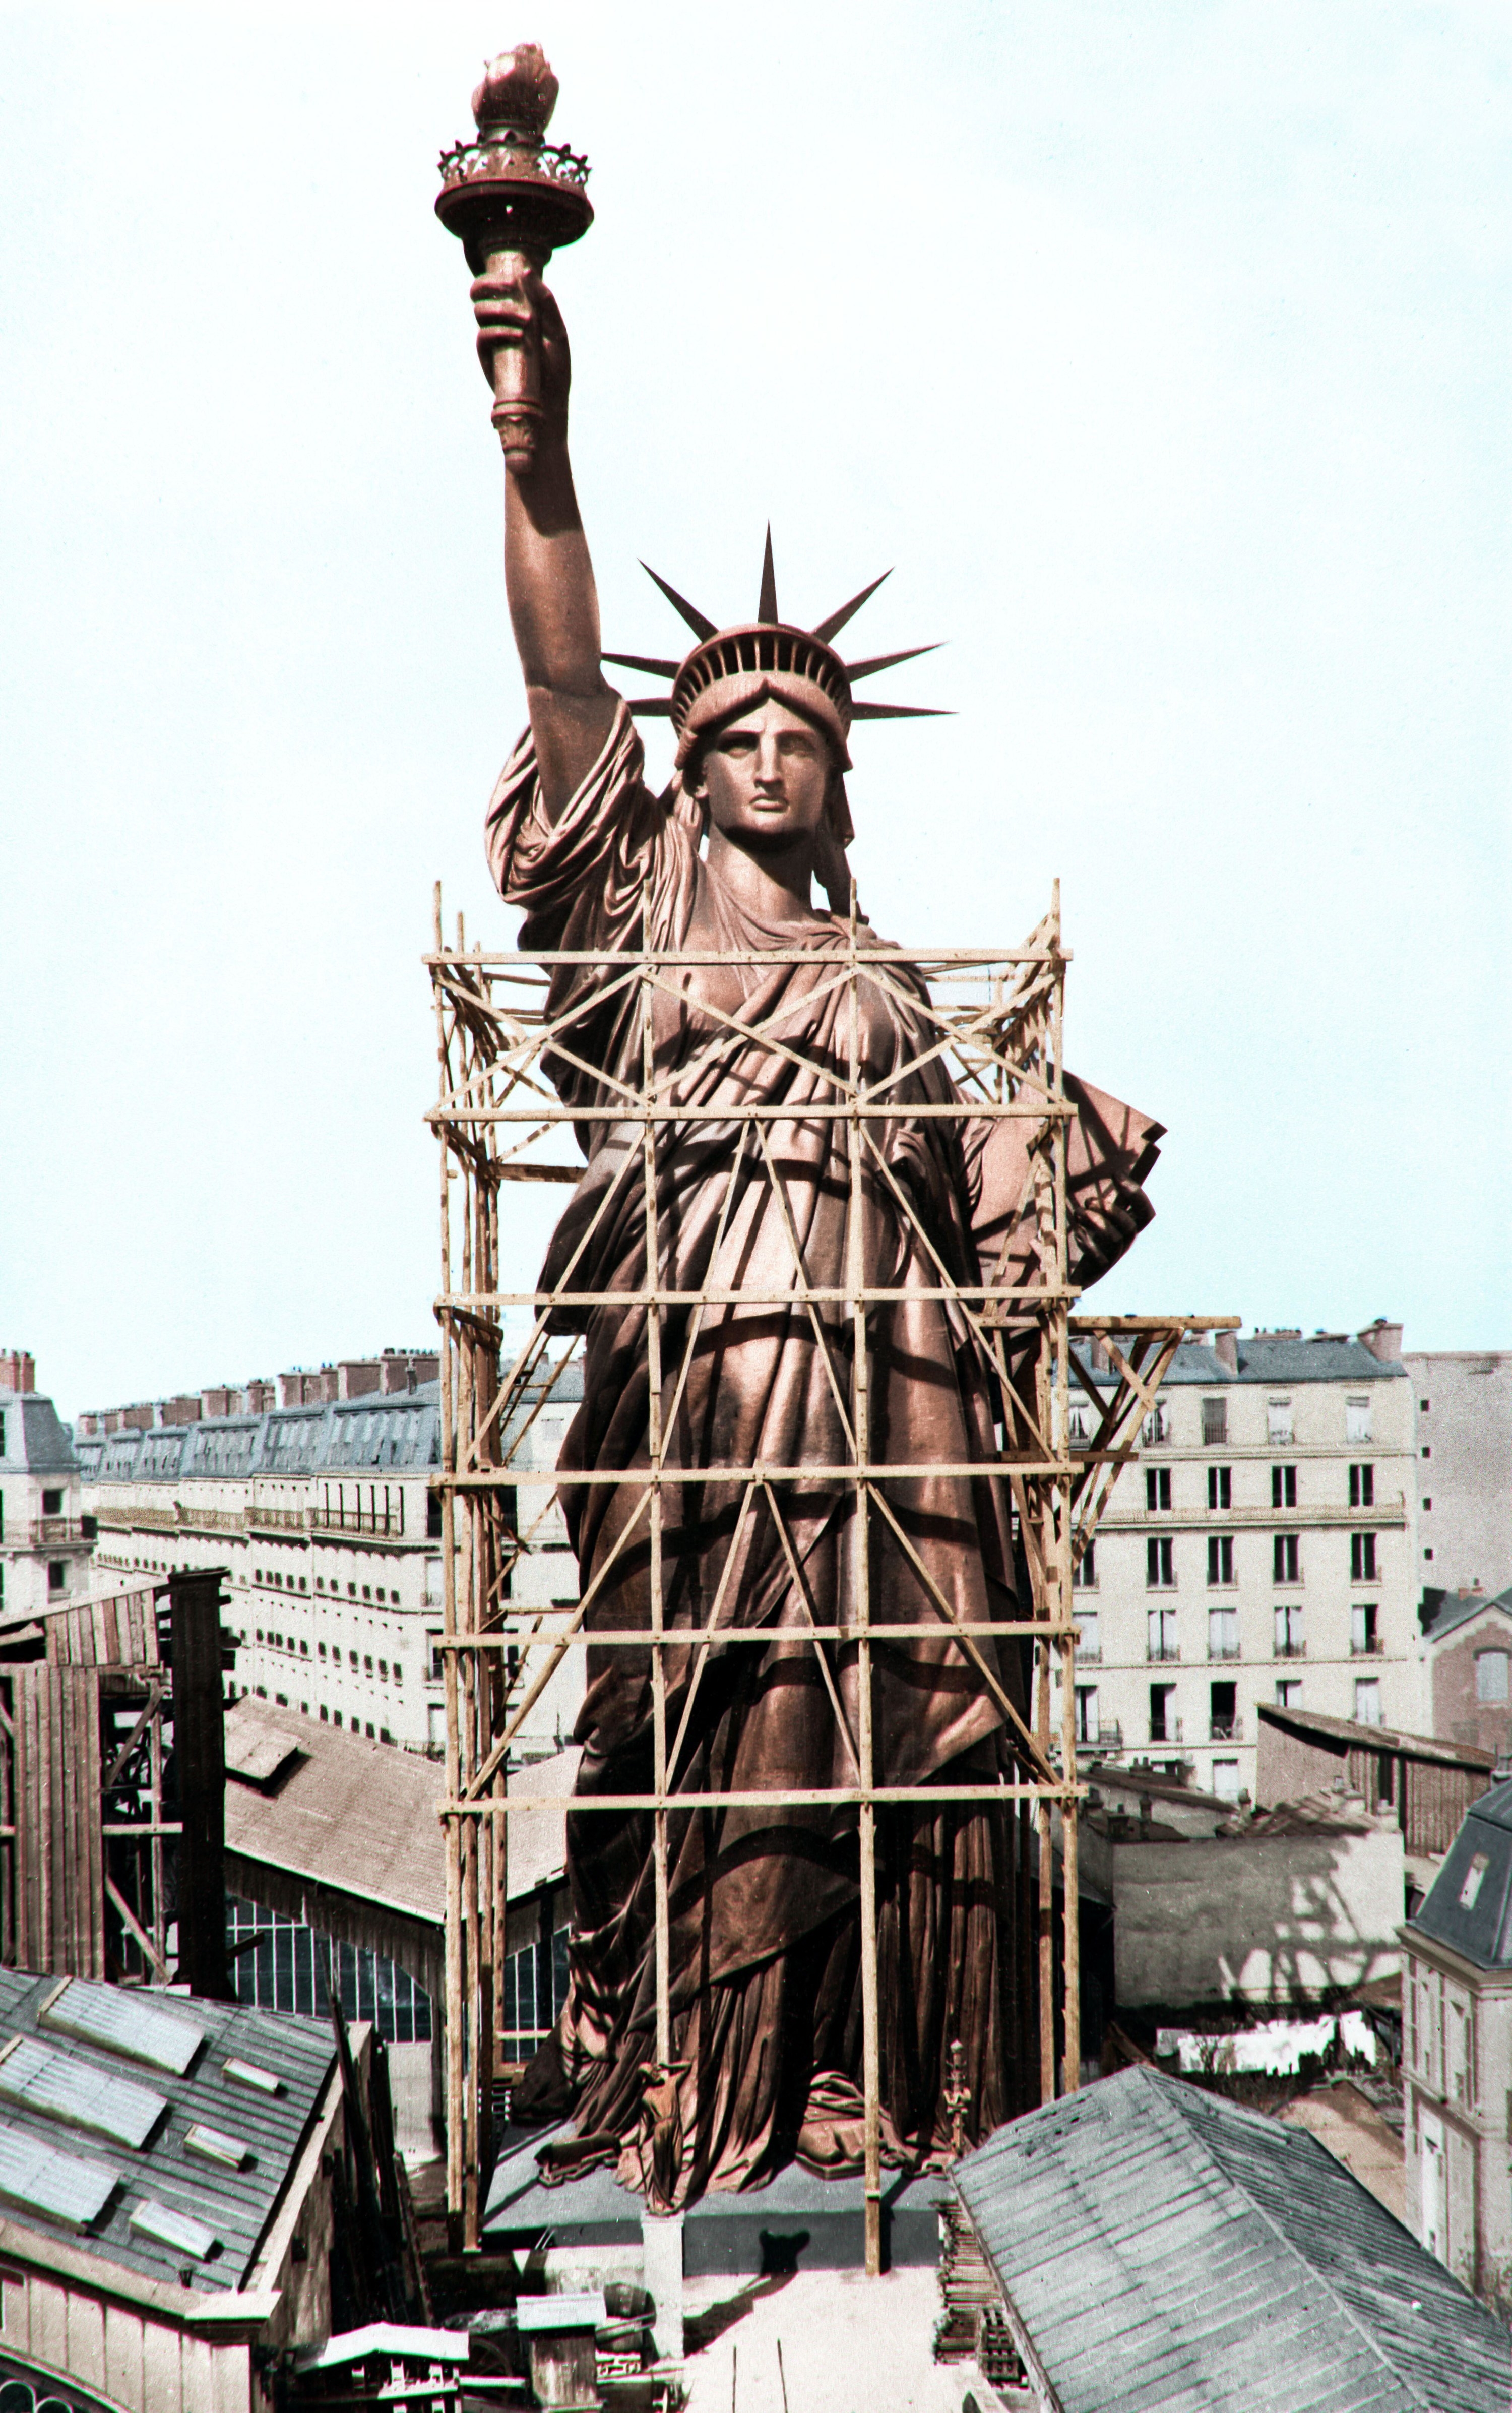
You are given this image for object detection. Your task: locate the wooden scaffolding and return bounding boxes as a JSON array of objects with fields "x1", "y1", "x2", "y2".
[{"x1": 429, "y1": 882, "x2": 1229, "y2": 2263}]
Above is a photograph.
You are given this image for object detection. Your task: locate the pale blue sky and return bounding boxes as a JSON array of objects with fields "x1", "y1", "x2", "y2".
[{"x1": 2, "y1": 1, "x2": 1507, "y2": 1418}]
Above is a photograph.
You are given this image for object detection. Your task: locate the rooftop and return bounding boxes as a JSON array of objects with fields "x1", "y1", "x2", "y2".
[
  {"x1": 0, "y1": 1393, "x2": 78, "y2": 1478},
  {"x1": 1257, "y1": 1699, "x2": 1496, "y2": 1773},
  {"x1": 0, "y1": 1968, "x2": 335, "y2": 2295},
  {"x1": 954, "y1": 2063, "x2": 1507, "y2": 2412},
  {"x1": 224, "y1": 1699, "x2": 445, "y2": 1926},
  {"x1": 1410, "y1": 1777, "x2": 1512, "y2": 1970},
  {"x1": 1423, "y1": 1584, "x2": 1512, "y2": 1646},
  {"x1": 1080, "y1": 1333, "x2": 1406, "y2": 1387}
]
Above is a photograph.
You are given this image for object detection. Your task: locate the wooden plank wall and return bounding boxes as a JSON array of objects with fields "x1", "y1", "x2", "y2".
[
  {"x1": 13, "y1": 1666, "x2": 105, "y2": 1978},
  {"x1": 45, "y1": 1585, "x2": 158, "y2": 1670}
]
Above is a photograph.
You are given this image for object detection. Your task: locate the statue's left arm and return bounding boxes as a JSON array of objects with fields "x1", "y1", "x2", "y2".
[{"x1": 472, "y1": 267, "x2": 619, "y2": 821}]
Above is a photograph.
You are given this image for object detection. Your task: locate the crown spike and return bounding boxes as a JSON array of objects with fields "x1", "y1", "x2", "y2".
[
  {"x1": 601, "y1": 651, "x2": 681, "y2": 678},
  {"x1": 849, "y1": 702, "x2": 951, "y2": 721},
  {"x1": 640, "y1": 563, "x2": 716, "y2": 641},
  {"x1": 757, "y1": 525, "x2": 779, "y2": 626},
  {"x1": 844, "y1": 642, "x2": 942, "y2": 684},
  {"x1": 812, "y1": 570, "x2": 891, "y2": 645}
]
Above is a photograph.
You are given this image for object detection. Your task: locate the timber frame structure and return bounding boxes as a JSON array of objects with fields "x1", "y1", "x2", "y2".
[{"x1": 429, "y1": 882, "x2": 1233, "y2": 2265}]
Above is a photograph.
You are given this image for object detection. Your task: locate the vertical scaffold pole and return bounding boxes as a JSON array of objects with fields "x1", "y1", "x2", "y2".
[
  {"x1": 435, "y1": 885, "x2": 466, "y2": 2240},
  {"x1": 642, "y1": 901, "x2": 672, "y2": 2076},
  {"x1": 1050, "y1": 882, "x2": 1081, "y2": 2096},
  {"x1": 847, "y1": 891, "x2": 882, "y2": 2278}
]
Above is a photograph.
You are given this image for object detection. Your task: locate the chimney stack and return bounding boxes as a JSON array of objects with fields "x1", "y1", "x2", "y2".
[
  {"x1": 1356, "y1": 1319, "x2": 1404, "y2": 1364},
  {"x1": 1215, "y1": 1330, "x2": 1239, "y2": 1373},
  {"x1": 0, "y1": 1351, "x2": 35, "y2": 1395}
]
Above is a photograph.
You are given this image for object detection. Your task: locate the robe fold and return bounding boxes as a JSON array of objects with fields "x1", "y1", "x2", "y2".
[{"x1": 484, "y1": 704, "x2": 1161, "y2": 2207}]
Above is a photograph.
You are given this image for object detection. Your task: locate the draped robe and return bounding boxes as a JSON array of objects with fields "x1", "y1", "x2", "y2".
[{"x1": 485, "y1": 704, "x2": 1161, "y2": 2209}]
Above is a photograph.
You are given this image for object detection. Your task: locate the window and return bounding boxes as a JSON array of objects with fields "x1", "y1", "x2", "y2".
[
  {"x1": 1267, "y1": 1397, "x2": 1293, "y2": 1444},
  {"x1": 1147, "y1": 1537, "x2": 1175, "y2": 1589},
  {"x1": 1145, "y1": 1468, "x2": 1171, "y2": 1513},
  {"x1": 428, "y1": 1633, "x2": 445, "y2": 1682},
  {"x1": 1425, "y1": 1547, "x2": 1434, "y2": 1561},
  {"x1": 1202, "y1": 1399, "x2": 1228, "y2": 1447},
  {"x1": 47, "y1": 1562, "x2": 67, "y2": 1595},
  {"x1": 1354, "y1": 1678, "x2": 1382, "y2": 1726},
  {"x1": 1142, "y1": 1401, "x2": 1169, "y2": 1444},
  {"x1": 361, "y1": 1585, "x2": 371, "y2": 1601},
  {"x1": 41, "y1": 1489, "x2": 62, "y2": 1516},
  {"x1": 1345, "y1": 1395, "x2": 1372, "y2": 1443},
  {"x1": 299, "y1": 1639, "x2": 308, "y2": 1655},
  {"x1": 1210, "y1": 1680, "x2": 1237, "y2": 1740},
  {"x1": 318, "y1": 1642, "x2": 327, "y2": 1660},
  {"x1": 348, "y1": 1584, "x2": 357, "y2": 1597},
  {"x1": 1351, "y1": 1603, "x2": 1379, "y2": 1656},
  {"x1": 1276, "y1": 1679, "x2": 1302, "y2": 1709},
  {"x1": 1350, "y1": 1533, "x2": 1377, "y2": 1583},
  {"x1": 1273, "y1": 1534, "x2": 1300, "y2": 1584},
  {"x1": 1476, "y1": 1652, "x2": 1510, "y2": 1705},
  {"x1": 1073, "y1": 1612, "x2": 1100, "y2": 1662},
  {"x1": 333, "y1": 1711, "x2": 343, "y2": 1727},
  {"x1": 320, "y1": 1704, "x2": 329, "y2": 1721},
  {"x1": 1067, "y1": 1403, "x2": 1090, "y2": 1445},
  {"x1": 1211, "y1": 1758, "x2": 1241, "y2": 1803},
  {"x1": 1075, "y1": 1686, "x2": 1099, "y2": 1744},
  {"x1": 1148, "y1": 1607, "x2": 1178, "y2": 1662},
  {"x1": 427, "y1": 1490, "x2": 444, "y2": 1540},
  {"x1": 378, "y1": 1660, "x2": 388, "y2": 1682},
  {"x1": 1349, "y1": 1463, "x2": 1374, "y2": 1509},
  {"x1": 1206, "y1": 1536, "x2": 1234, "y2": 1587},
  {"x1": 1271, "y1": 1465, "x2": 1297, "y2": 1510},
  {"x1": 1149, "y1": 1683, "x2": 1177, "y2": 1744},
  {"x1": 363, "y1": 1654, "x2": 373, "y2": 1676},
  {"x1": 1422, "y1": 1446, "x2": 1431, "y2": 1459},
  {"x1": 1207, "y1": 1466, "x2": 1231, "y2": 1511},
  {"x1": 1209, "y1": 1606, "x2": 1238, "y2": 1660},
  {"x1": 349, "y1": 1651, "x2": 358, "y2": 1669},
  {"x1": 1073, "y1": 1542, "x2": 1097, "y2": 1590},
  {"x1": 393, "y1": 1663, "x2": 403, "y2": 1686},
  {"x1": 1420, "y1": 1398, "x2": 1430, "y2": 1412},
  {"x1": 1274, "y1": 1603, "x2": 1304, "y2": 1656},
  {"x1": 1460, "y1": 1853, "x2": 1490, "y2": 1911},
  {"x1": 1423, "y1": 1497, "x2": 1432, "y2": 1511}
]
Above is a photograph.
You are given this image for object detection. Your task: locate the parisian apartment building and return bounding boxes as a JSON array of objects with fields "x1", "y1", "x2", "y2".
[
  {"x1": 73, "y1": 1349, "x2": 583, "y2": 1758},
  {"x1": 0, "y1": 1350, "x2": 97, "y2": 1619},
  {"x1": 1402, "y1": 1346, "x2": 1512, "y2": 1606},
  {"x1": 1058, "y1": 1321, "x2": 1420, "y2": 1802}
]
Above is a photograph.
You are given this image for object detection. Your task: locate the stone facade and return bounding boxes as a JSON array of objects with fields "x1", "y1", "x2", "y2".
[
  {"x1": 0, "y1": 1377, "x2": 96, "y2": 1620},
  {"x1": 1062, "y1": 1327, "x2": 1420, "y2": 1803},
  {"x1": 1404, "y1": 1349, "x2": 1512, "y2": 1602}
]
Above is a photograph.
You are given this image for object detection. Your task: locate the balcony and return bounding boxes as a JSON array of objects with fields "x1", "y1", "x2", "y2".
[
  {"x1": 28, "y1": 1517, "x2": 90, "y2": 1549},
  {"x1": 246, "y1": 1503, "x2": 309, "y2": 1534},
  {"x1": 1146, "y1": 1645, "x2": 1181, "y2": 1664},
  {"x1": 1209, "y1": 1716, "x2": 1243, "y2": 1743},
  {"x1": 312, "y1": 1503, "x2": 405, "y2": 1537},
  {"x1": 1080, "y1": 1720, "x2": 1122, "y2": 1752},
  {"x1": 1274, "y1": 1640, "x2": 1306, "y2": 1659},
  {"x1": 1149, "y1": 1717, "x2": 1184, "y2": 1747},
  {"x1": 1350, "y1": 1637, "x2": 1385, "y2": 1658},
  {"x1": 1208, "y1": 1640, "x2": 1241, "y2": 1661}
]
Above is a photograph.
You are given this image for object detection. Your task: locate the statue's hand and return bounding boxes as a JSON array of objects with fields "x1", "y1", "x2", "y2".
[{"x1": 471, "y1": 267, "x2": 571, "y2": 437}]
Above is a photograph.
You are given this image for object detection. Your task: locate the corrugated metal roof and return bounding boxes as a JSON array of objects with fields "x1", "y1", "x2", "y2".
[
  {"x1": 953, "y1": 2065, "x2": 1508, "y2": 2413},
  {"x1": 0, "y1": 1967, "x2": 335, "y2": 2292},
  {"x1": 1409, "y1": 1778, "x2": 1512, "y2": 1967}
]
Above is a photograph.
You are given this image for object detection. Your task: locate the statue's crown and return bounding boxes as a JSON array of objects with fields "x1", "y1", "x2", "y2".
[{"x1": 602, "y1": 532, "x2": 946, "y2": 772}]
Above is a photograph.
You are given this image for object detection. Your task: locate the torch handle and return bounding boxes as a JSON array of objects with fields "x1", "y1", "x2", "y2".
[{"x1": 480, "y1": 242, "x2": 547, "y2": 476}]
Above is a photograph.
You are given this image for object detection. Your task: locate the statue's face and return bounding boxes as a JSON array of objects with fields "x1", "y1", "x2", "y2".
[{"x1": 697, "y1": 700, "x2": 833, "y2": 847}]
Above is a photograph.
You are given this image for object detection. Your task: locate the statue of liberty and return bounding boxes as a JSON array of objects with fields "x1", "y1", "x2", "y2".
[{"x1": 459, "y1": 146, "x2": 1161, "y2": 2216}]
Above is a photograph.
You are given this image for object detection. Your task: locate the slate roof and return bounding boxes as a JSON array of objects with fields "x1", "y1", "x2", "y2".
[
  {"x1": 953, "y1": 2064, "x2": 1508, "y2": 2413},
  {"x1": 1076, "y1": 1336, "x2": 1405, "y2": 1389},
  {"x1": 1424, "y1": 1586, "x2": 1512, "y2": 1646},
  {"x1": 0, "y1": 1395, "x2": 79, "y2": 1478},
  {"x1": 1409, "y1": 1777, "x2": 1512, "y2": 1970},
  {"x1": 0, "y1": 1968, "x2": 335, "y2": 2295},
  {"x1": 73, "y1": 1357, "x2": 585, "y2": 1489}
]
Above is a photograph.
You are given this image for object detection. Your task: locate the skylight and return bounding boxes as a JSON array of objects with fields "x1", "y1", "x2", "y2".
[
  {"x1": 223, "y1": 2057, "x2": 281, "y2": 2096},
  {"x1": 183, "y1": 2122, "x2": 250, "y2": 2171},
  {"x1": 40, "y1": 1979, "x2": 204, "y2": 2076},
  {"x1": 129, "y1": 2198, "x2": 219, "y2": 2261},
  {"x1": 0, "y1": 2125, "x2": 118, "y2": 2231},
  {"x1": 0, "y1": 2036, "x2": 166, "y2": 2150}
]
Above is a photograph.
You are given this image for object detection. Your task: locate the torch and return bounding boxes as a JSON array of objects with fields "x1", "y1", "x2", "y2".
[{"x1": 435, "y1": 44, "x2": 594, "y2": 475}]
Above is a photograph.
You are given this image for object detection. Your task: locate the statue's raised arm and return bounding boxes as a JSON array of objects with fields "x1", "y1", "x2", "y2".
[{"x1": 471, "y1": 267, "x2": 618, "y2": 820}]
